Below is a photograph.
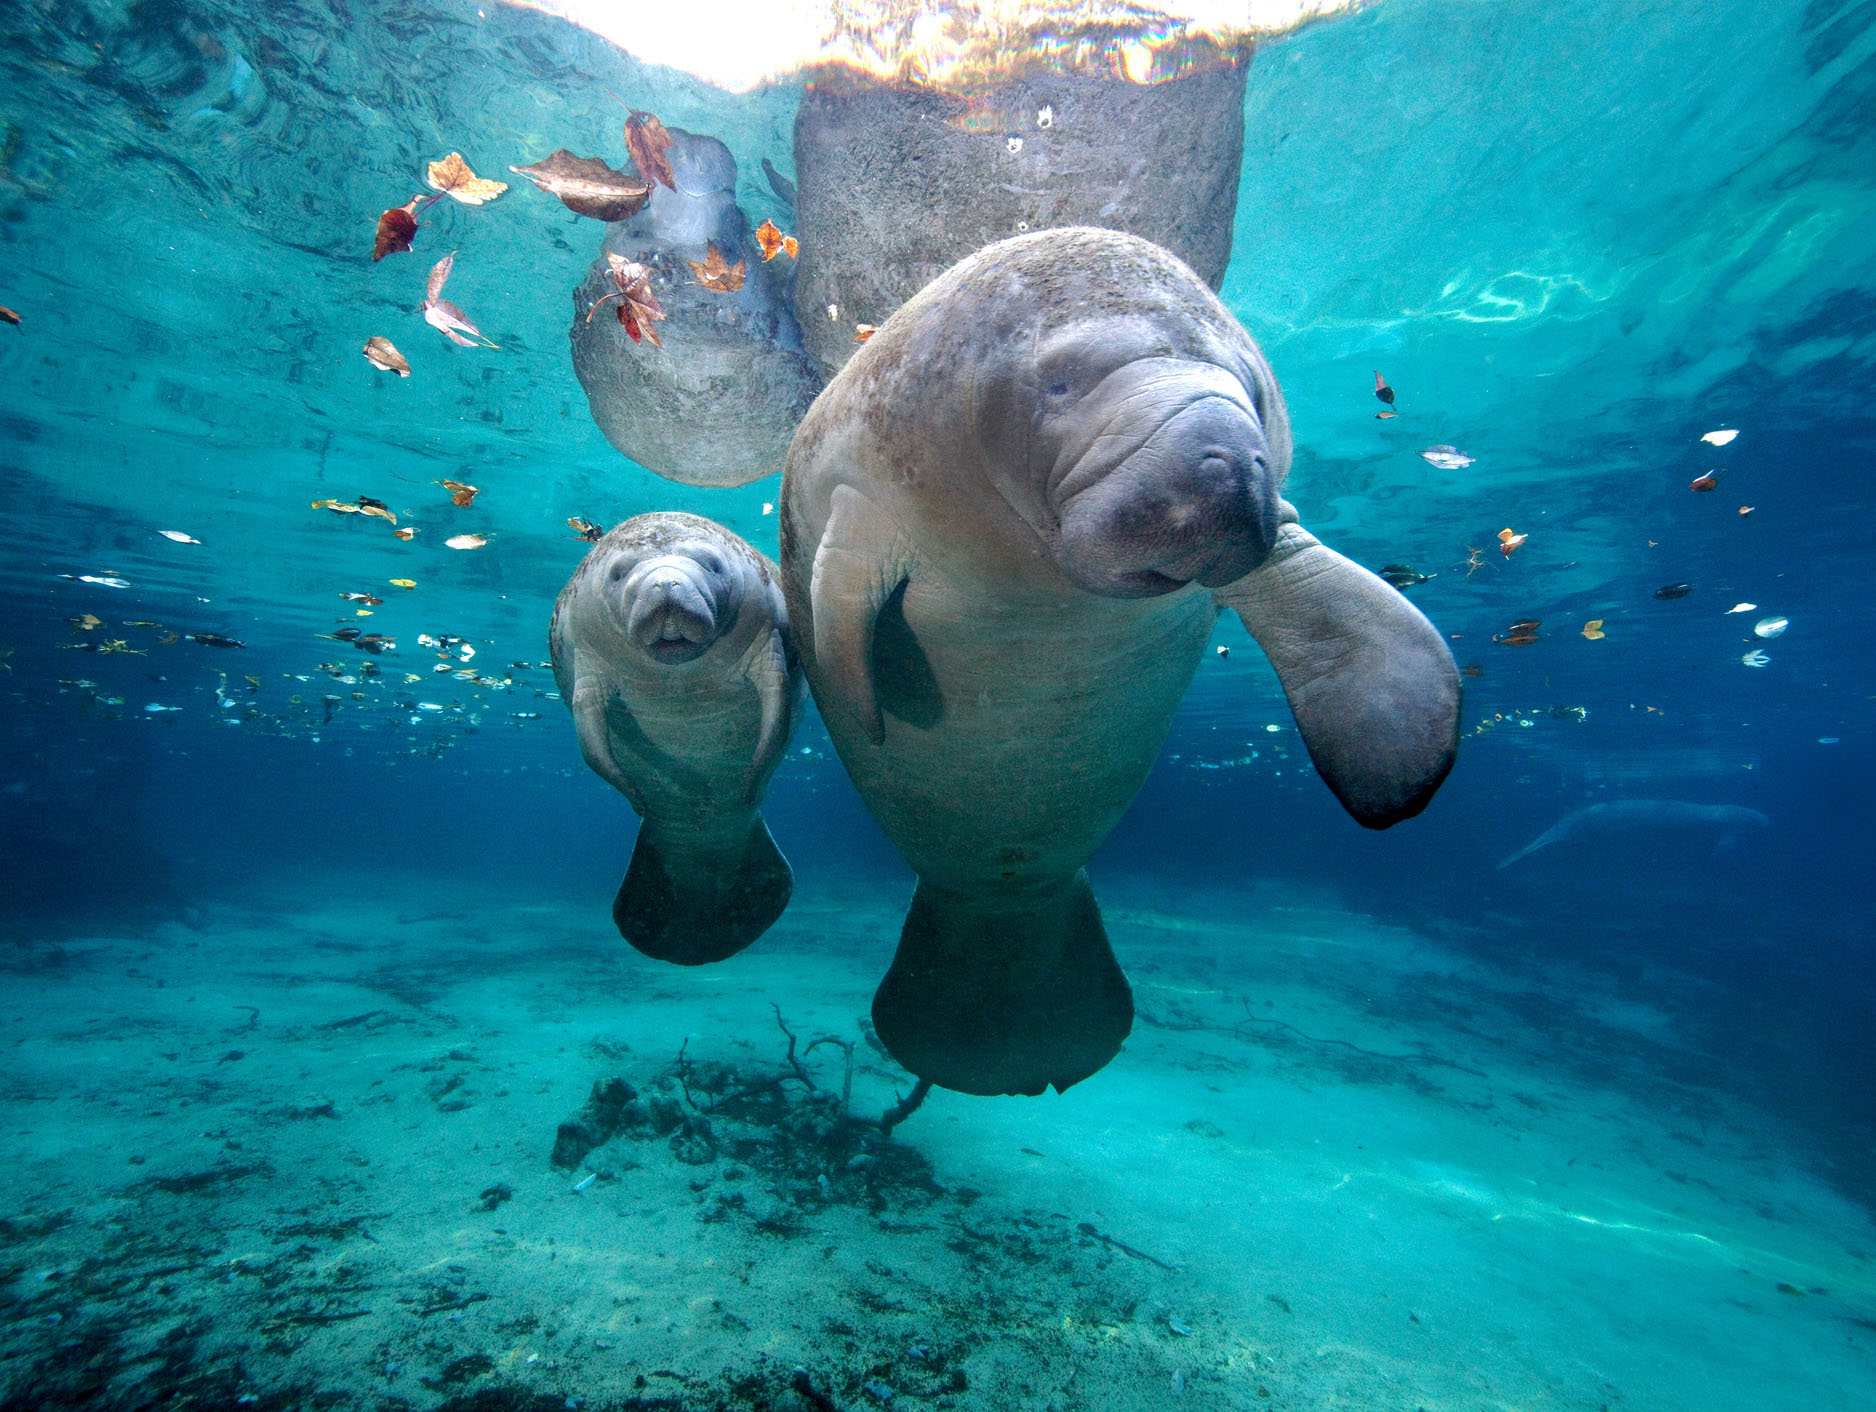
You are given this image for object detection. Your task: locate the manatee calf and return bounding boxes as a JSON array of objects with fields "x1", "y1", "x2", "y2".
[
  {"x1": 1497, "y1": 800, "x2": 1772, "y2": 869},
  {"x1": 569, "y1": 128, "x2": 820, "y2": 488},
  {"x1": 551, "y1": 513, "x2": 803, "y2": 963},
  {"x1": 781, "y1": 227, "x2": 1460, "y2": 1096}
]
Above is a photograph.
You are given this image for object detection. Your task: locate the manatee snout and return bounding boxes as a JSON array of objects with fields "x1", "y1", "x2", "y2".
[
  {"x1": 618, "y1": 553, "x2": 730, "y2": 663},
  {"x1": 1055, "y1": 394, "x2": 1277, "y2": 598}
]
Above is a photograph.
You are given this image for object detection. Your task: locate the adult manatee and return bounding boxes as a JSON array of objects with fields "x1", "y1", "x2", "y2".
[
  {"x1": 551, "y1": 513, "x2": 803, "y2": 963},
  {"x1": 1497, "y1": 800, "x2": 1772, "y2": 869},
  {"x1": 780, "y1": 227, "x2": 1460, "y2": 1097}
]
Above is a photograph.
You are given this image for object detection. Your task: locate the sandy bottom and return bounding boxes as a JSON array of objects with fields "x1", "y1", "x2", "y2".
[{"x1": 1, "y1": 871, "x2": 1872, "y2": 1411}]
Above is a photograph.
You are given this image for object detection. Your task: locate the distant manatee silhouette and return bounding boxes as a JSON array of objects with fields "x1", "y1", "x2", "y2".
[{"x1": 1496, "y1": 800, "x2": 1772, "y2": 869}]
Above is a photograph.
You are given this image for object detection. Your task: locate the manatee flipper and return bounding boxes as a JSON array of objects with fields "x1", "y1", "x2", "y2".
[
  {"x1": 1214, "y1": 513, "x2": 1461, "y2": 829},
  {"x1": 871, "y1": 872, "x2": 1133, "y2": 1097},
  {"x1": 809, "y1": 484, "x2": 916, "y2": 745},
  {"x1": 571, "y1": 678, "x2": 647, "y2": 814},
  {"x1": 614, "y1": 814, "x2": 793, "y2": 965},
  {"x1": 740, "y1": 627, "x2": 793, "y2": 805}
]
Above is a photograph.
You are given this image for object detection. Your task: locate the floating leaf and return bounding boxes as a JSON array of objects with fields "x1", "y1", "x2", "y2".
[
  {"x1": 1373, "y1": 370, "x2": 1395, "y2": 408},
  {"x1": 1654, "y1": 582, "x2": 1692, "y2": 599},
  {"x1": 425, "y1": 151, "x2": 507, "y2": 205},
  {"x1": 0, "y1": 306, "x2": 19, "y2": 326},
  {"x1": 373, "y1": 197, "x2": 422, "y2": 261},
  {"x1": 70, "y1": 613, "x2": 103, "y2": 632},
  {"x1": 340, "y1": 592, "x2": 384, "y2": 606},
  {"x1": 1725, "y1": 602, "x2": 1756, "y2": 614},
  {"x1": 156, "y1": 530, "x2": 200, "y2": 544},
  {"x1": 588, "y1": 253, "x2": 665, "y2": 347},
  {"x1": 1753, "y1": 616, "x2": 1788, "y2": 638},
  {"x1": 363, "y1": 336, "x2": 411, "y2": 376},
  {"x1": 1701, "y1": 429, "x2": 1739, "y2": 447},
  {"x1": 1495, "y1": 619, "x2": 1541, "y2": 646},
  {"x1": 1375, "y1": 410, "x2": 1398, "y2": 420},
  {"x1": 509, "y1": 150, "x2": 651, "y2": 221},
  {"x1": 1738, "y1": 505, "x2": 1754, "y2": 516},
  {"x1": 568, "y1": 516, "x2": 604, "y2": 541},
  {"x1": 753, "y1": 219, "x2": 799, "y2": 262},
  {"x1": 1741, "y1": 649, "x2": 1769, "y2": 667},
  {"x1": 357, "y1": 495, "x2": 397, "y2": 525},
  {"x1": 421, "y1": 253, "x2": 499, "y2": 349},
  {"x1": 191, "y1": 633, "x2": 246, "y2": 649},
  {"x1": 393, "y1": 527, "x2": 417, "y2": 541},
  {"x1": 1581, "y1": 619, "x2": 1605, "y2": 640},
  {"x1": 1689, "y1": 471, "x2": 1718, "y2": 491},
  {"x1": 1460, "y1": 663, "x2": 1483, "y2": 679},
  {"x1": 389, "y1": 578, "x2": 417, "y2": 589},
  {"x1": 312, "y1": 499, "x2": 364, "y2": 515},
  {"x1": 1497, "y1": 527, "x2": 1527, "y2": 557},
  {"x1": 854, "y1": 323, "x2": 877, "y2": 343},
  {"x1": 445, "y1": 533, "x2": 488, "y2": 550},
  {"x1": 687, "y1": 241, "x2": 746, "y2": 293},
  {"x1": 625, "y1": 110, "x2": 676, "y2": 191},
  {"x1": 439, "y1": 479, "x2": 479, "y2": 508},
  {"x1": 1421, "y1": 444, "x2": 1474, "y2": 470},
  {"x1": 1378, "y1": 563, "x2": 1433, "y2": 589}
]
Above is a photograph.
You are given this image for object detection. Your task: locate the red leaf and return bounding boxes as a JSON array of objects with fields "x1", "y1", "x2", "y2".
[{"x1": 373, "y1": 198, "x2": 421, "y2": 261}]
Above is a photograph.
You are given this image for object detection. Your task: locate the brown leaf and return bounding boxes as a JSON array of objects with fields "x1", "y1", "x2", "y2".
[
  {"x1": 687, "y1": 241, "x2": 746, "y2": 293},
  {"x1": 568, "y1": 516, "x2": 604, "y2": 541},
  {"x1": 508, "y1": 150, "x2": 651, "y2": 222},
  {"x1": 625, "y1": 111, "x2": 676, "y2": 191},
  {"x1": 0, "y1": 306, "x2": 19, "y2": 326},
  {"x1": 425, "y1": 151, "x2": 508, "y2": 205},
  {"x1": 363, "y1": 336, "x2": 410, "y2": 376},
  {"x1": 854, "y1": 323, "x2": 877, "y2": 343},
  {"x1": 373, "y1": 197, "x2": 421, "y2": 260},
  {"x1": 754, "y1": 219, "x2": 798, "y2": 262},
  {"x1": 439, "y1": 479, "x2": 479, "y2": 508},
  {"x1": 358, "y1": 503, "x2": 397, "y2": 525},
  {"x1": 421, "y1": 253, "x2": 499, "y2": 348},
  {"x1": 311, "y1": 498, "x2": 364, "y2": 515},
  {"x1": 589, "y1": 253, "x2": 665, "y2": 348},
  {"x1": 1497, "y1": 527, "x2": 1527, "y2": 557}
]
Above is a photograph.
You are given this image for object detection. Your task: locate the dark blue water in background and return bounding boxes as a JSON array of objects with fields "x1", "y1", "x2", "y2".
[{"x1": 2, "y1": 0, "x2": 1873, "y2": 1216}]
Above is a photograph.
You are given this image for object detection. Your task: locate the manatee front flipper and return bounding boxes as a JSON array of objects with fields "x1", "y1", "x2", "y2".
[
  {"x1": 739, "y1": 627, "x2": 794, "y2": 805},
  {"x1": 1215, "y1": 514, "x2": 1461, "y2": 828},
  {"x1": 571, "y1": 679, "x2": 647, "y2": 814},
  {"x1": 871, "y1": 873, "x2": 1133, "y2": 1097},
  {"x1": 809, "y1": 484, "x2": 916, "y2": 745},
  {"x1": 615, "y1": 814, "x2": 792, "y2": 966}
]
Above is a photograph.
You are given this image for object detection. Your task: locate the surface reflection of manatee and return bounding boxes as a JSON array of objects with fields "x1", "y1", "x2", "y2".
[
  {"x1": 781, "y1": 227, "x2": 1462, "y2": 1098},
  {"x1": 550, "y1": 513, "x2": 804, "y2": 964}
]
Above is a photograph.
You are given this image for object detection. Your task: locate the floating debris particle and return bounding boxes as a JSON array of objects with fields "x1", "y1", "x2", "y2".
[
  {"x1": 1421, "y1": 444, "x2": 1474, "y2": 470},
  {"x1": 1741, "y1": 649, "x2": 1770, "y2": 667},
  {"x1": 1701, "y1": 428, "x2": 1739, "y2": 446},
  {"x1": 445, "y1": 534, "x2": 488, "y2": 550},
  {"x1": 1753, "y1": 616, "x2": 1788, "y2": 638},
  {"x1": 1654, "y1": 582, "x2": 1692, "y2": 599}
]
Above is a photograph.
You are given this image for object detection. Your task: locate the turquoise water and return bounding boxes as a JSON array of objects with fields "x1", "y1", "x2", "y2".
[{"x1": 2, "y1": 1, "x2": 1874, "y2": 1408}]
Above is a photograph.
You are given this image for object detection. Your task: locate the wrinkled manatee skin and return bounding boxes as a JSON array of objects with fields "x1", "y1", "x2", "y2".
[
  {"x1": 791, "y1": 61, "x2": 1249, "y2": 378},
  {"x1": 569, "y1": 128, "x2": 822, "y2": 488}
]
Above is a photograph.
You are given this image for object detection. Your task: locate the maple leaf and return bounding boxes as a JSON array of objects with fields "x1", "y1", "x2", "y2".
[
  {"x1": 373, "y1": 197, "x2": 422, "y2": 260},
  {"x1": 421, "y1": 253, "x2": 500, "y2": 348},
  {"x1": 625, "y1": 110, "x2": 676, "y2": 191},
  {"x1": 754, "y1": 219, "x2": 798, "y2": 262},
  {"x1": 363, "y1": 336, "x2": 410, "y2": 376},
  {"x1": 687, "y1": 241, "x2": 746, "y2": 293},
  {"x1": 439, "y1": 479, "x2": 479, "y2": 508},
  {"x1": 587, "y1": 253, "x2": 665, "y2": 348},
  {"x1": 425, "y1": 151, "x2": 508, "y2": 205},
  {"x1": 508, "y1": 150, "x2": 652, "y2": 222}
]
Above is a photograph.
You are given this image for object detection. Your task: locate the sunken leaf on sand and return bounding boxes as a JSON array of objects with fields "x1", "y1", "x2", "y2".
[
  {"x1": 425, "y1": 151, "x2": 508, "y2": 205},
  {"x1": 508, "y1": 150, "x2": 651, "y2": 222}
]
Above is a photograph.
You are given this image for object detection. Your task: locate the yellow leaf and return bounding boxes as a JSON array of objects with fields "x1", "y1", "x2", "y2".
[
  {"x1": 389, "y1": 578, "x2": 417, "y2": 589},
  {"x1": 426, "y1": 151, "x2": 508, "y2": 205},
  {"x1": 1582, "y1": 619, "x2": 1605, "y2": 640}
]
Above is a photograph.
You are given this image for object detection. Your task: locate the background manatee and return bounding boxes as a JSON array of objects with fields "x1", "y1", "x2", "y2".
[
  {"x1": 551, "y1": 513, "x2": 804, "y2": 963},
  {"x1": 569, "y1": 128, "x2": 821, "y2": 488},
  {"x1": 790, "y1": 58, "x2": 1248, "y2": 379}
]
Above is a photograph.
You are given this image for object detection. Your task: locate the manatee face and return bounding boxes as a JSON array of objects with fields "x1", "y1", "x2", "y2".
[
  {"x1": 989, "y1": 313, "x2": 1282, "y2": 599},
  {"x1": 604, "y1": 541, "x2": 744, "y2": 666}
]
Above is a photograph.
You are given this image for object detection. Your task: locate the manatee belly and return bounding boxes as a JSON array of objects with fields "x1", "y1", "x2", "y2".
[{"x1": 820, "y1": 574, "x2": 1214, "y2": 892}]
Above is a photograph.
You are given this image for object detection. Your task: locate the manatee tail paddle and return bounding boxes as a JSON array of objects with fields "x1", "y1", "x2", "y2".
[
  {"x1": 613, "y1": 813, "x2": 792, "y2": 965},
  {"x1": 871, "y1": 872, "x2": 1133, "y2": 1097}
]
